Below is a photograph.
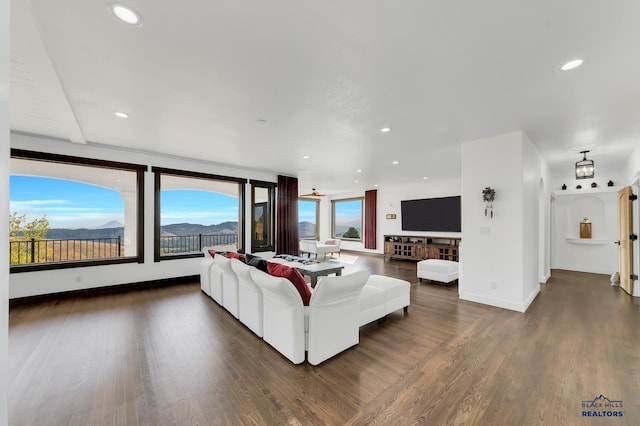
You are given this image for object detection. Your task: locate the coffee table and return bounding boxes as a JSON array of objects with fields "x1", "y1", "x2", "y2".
[{"x1": 289, "y1": 261, "x2": 344, "y2": 287}]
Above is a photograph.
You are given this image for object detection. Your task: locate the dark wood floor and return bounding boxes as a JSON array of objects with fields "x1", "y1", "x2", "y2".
[{"x1": 8, "y1": 254, "x2": 640, "y2": 425}]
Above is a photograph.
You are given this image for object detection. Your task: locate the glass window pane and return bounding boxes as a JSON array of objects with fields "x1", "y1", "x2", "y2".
[
  {"x1": 10, "y1": 158, "x2": 137, "y2": 265},
  {"x1": 159, "y1": 174, "x2": 240, "y2": 256},
  {"x1": 333, "y1": 198, "x2": 363, "y2": 240},
  {"x1": 298, "y1": 199, "x2": 318, "y2": 239},
  {"x1": 251, "y1": 183, "x2": 274, "y2": 252}
]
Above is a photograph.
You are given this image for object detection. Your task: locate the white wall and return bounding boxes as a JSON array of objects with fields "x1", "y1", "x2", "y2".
[
  {"x1": 460, "y1": 131, "x2": 540, "y2": 312},
  {"x1": 9, "y1": 133, "x2": 277, "y2": 299},
  {"x1": 547, "y1": 147, "x2": 636, "y2": 279},
  {"x1": 552, "y1": 169, "x2": 626, "y2": 193},
  {"x1": 539, "y1": 158, "x2": 552, "y2": 283},
  {"x1": 551, "y1": 189, "x2": 619, "y2": 274},
  {"x1": 624, "y1": 143, "x2": 640, "y2": 185},
  {"x1": 1, "y1": 0, "x2": 9, "y2": 422},
  {"x1": 323, "y1": 177, "x2": 462, "y2": 254},
  {"x1": 522, "y1": 133, "x2": 541, "y2": 303}
]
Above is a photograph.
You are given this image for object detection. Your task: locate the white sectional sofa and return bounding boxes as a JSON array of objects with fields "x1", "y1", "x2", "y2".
[{"x1": 199, "y1": 247, "x2": 411, "y2": 365}]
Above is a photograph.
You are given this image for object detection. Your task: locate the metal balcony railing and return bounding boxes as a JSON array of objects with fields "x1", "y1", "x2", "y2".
[
  {"x1": 9, "y1": 233, "x2": 240, "y2": 265},
  {"x1": 159, "y1": 233, "x2": 239, "y2": 255},
  {"x1": 10, "y1": 237, "x2": 123, "y2": 265}
]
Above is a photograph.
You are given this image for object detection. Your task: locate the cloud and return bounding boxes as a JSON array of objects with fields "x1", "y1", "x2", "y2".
[
  {"x1": 161, "y1": 209, "x2": 239, "y2": 225},
  {"x1": 10, "y1": 199, "x2": 70, "y2": 209}
]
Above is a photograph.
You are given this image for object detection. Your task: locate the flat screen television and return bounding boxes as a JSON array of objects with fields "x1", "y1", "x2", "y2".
[{"x1": 401, "y1": 196, "x2": 461, "y2": 232}]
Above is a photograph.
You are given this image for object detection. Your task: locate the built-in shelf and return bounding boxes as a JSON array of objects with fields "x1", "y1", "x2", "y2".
[
  {"x1": 552, "y1": 186, "x2": 622, "y2": 198},
  {"x1": 565, "y1": 237, "x2": 611, "y2": 245}
]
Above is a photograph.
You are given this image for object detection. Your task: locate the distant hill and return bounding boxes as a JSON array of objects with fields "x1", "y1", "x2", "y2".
[
  {"x1": 46, "y1": 227, "x2": 124, "y2": 240},
  {"x1": 90, "y1": 220, "x2": 124, "y2": 229},
  {"x1": 160, "y1": 222, "x2": 238, "y2": 237},
  {"x1": 46, "y1": 221, "x2": 239, "y2": 240},
  {"x1": 298, "y1": 221, "x2": 317, "y2": 238}
]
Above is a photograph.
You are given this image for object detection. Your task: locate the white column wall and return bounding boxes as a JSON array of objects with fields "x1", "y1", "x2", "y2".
[
  {"x1": 522, "y1": 133, "x2": 541, "y2": 302},
  {"x1": 539, "y1": 158, "x2": 552, "y2": 283},
  {"x1": 460, "y1": 131, "x2": 540, "y2": 312},
  {"x1": 1, "y1": 0, "x2": 9, "y2": 421}
]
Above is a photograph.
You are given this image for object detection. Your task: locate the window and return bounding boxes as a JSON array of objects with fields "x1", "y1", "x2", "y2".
[
  {"x1": 332, "y1": 197, "x2": 363, "y2": 241},
  {"x1": 298, "y1": 198, "x2": 319, "y2": 240},
  {"x1": 250, "y1": 181, "x2": 275, "y2": 252},
  {"x1": 153, "y1": 167, "x2": 245, "y2": 261},
  {"x1": 9, "y1": 149, "x2": 146, "y2": 272}
]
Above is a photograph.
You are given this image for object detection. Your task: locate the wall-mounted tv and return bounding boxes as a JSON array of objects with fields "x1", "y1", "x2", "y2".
[{"x1": 401, "y1": 196, "x2": 461, "y2": 232}]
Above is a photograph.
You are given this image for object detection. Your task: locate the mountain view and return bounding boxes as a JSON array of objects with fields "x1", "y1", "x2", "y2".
[
  {"x1": 45, "y1": 220, "x2": 345, "y2": 240},
  {"x1": 298, "y1": 221, "x2": 316, "y2": 238},
  {"x1": 46, "y1": 221, "x2": 239, "y2": 239}
]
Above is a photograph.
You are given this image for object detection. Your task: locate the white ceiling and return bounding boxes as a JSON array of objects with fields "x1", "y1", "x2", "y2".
[{"x1": 10, "y1": 0, "x2": 640, "y2": 194}]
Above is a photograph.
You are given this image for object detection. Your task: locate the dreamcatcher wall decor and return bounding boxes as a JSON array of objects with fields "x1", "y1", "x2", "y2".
[{"x1": 482, "y1": 187, "x2": 495, "y2": 218}]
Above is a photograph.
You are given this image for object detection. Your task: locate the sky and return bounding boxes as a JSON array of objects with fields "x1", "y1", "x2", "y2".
[
  {"x1": 10, "y1": 176, "x2": 125, "y2": 229},
  {"x1": 298, "y1": 199, "x2": 317, "y2": 223},
  {"x1": 10, "y1": 176, "x2": 240, "y2": 229},
  {"x1": 160, "y1": 189, "x2": 238, "y2": 226},
  {"x1": 10, "y1": 176, "x2": 320, "y2": 229},
  {"x1": 333, "y1": 199, "x2": 362, "y2": 228}
]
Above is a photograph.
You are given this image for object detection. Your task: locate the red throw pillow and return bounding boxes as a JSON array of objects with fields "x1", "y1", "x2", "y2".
[
  {"x1": 208, "y1": 249, "x2": 218, "y2": 258},
  {"x1": 226, "y1": 251, "x2": 247, "y2": 263},
  {"x1": 267, "y1": 262, "x2": 312, "y2": 306}
]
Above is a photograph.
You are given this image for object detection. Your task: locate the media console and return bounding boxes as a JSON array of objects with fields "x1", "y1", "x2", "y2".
[{"x1": 383, "y1": 235, "x2": 461, "y2": 262}]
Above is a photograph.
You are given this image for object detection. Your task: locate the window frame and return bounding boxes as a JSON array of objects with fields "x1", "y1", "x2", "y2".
[
  {"x1": 250, "y1": 180, "x2": 276, "y2": 253},
  {"x1": 10, "y1": 149, "x2": 147, "y2": 273},
  {"x1": 331, "y1": 197, "x2": 364, "y2": 242},
  {"x1": 298, "y1": 198, "x2": 320, "y2": 240},
  {"x1": 153, "y1": 167, "x2": 246, "y2": 261}
]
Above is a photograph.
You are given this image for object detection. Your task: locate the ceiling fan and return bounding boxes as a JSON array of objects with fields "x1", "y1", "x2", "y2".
[{"x1": 301, "y1": 188, "x2": 326, "y2": 197}]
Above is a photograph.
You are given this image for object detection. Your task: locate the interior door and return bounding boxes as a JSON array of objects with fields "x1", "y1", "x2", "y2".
[{"x1": 618, "y1": 186, "x2": 634, "y2": 295}]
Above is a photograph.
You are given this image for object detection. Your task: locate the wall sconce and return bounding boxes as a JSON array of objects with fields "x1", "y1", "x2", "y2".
[
  {"x1": 575, "y1": 150, "x2": 595, "y2": 179},
  {"x1": 482, "y1": 187, "x2": 495, "y2": 218}
]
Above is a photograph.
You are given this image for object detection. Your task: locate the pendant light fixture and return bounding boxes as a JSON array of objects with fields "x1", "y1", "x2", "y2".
[{"x1": 575, "y1": 150, "x2": 595, "y2": 179}]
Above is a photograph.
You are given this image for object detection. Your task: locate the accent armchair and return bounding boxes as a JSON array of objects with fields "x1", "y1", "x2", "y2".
[{"x1": 299, "y1": 239, "x2": 341, "y2": 259}]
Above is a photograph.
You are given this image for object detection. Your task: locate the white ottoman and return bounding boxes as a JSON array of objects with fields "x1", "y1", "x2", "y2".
[
  {"x1": 417, "y1": 259, "x2": 459, "y2": 285},
  {"x1": 365, "y1": 275, "x2": 411, "y2": 316}
]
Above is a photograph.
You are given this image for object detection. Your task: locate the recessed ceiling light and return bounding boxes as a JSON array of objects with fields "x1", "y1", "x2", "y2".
[
  {"x1": 356, "y1": 169, "x2": 362, "y2": 173},
  {"x1": 392, "y1": 161, "x2": 399, "y2": 165},
  {"x1": 380, "y1": 127, "x2": 391, "y2": 133},
  {"x1": 302, "y1": 155, "x2": 309, "y2": 159},
  {"x1": 374, "y1": 184, "x2": 379, "y2": 187},
  {"x1": 423, "y1": 176, "x2": 429, "y2": 180},
  {"x1": 354, "y1": 180, "x2": 359, "y2": 183},
  {"x1": 114, "y1": 111, "x2": 129, "y2": 118},
  {"x1": 560, "y1": 59, "x2": 583, "y2": 71},
  {"x1": 110, "y1": 4, "x2": 143, "y2": 26}
]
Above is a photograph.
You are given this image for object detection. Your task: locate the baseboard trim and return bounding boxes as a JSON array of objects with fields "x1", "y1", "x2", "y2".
[
  {"x1": 9, "y1": 275, "x2": 199, "y2": 308},
  {"x1": 459, "y1": 285, "x2": 540, "y2": 313}
]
